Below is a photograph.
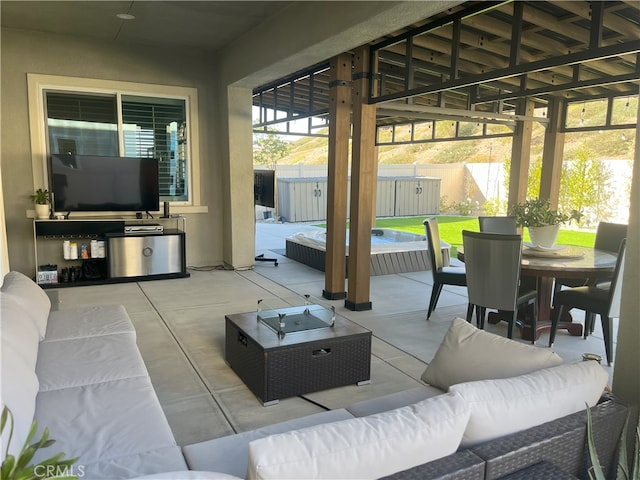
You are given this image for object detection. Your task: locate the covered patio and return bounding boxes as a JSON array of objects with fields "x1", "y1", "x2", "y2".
[{"x1": 251, "y1": 0, "x2": 639, "y2": 407}]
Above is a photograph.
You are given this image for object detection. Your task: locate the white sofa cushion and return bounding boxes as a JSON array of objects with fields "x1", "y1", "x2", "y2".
[
  {"x1": 44, "y1": 305, "x2": 135, "y2": 342},
  {"x1": 36, "y1": 333, "x2": 148, "y2": 391},
  {"x1": 246, "y1": 392, "x2": 470, "y2": 480},
  {"x1": 33, "y1": 376, "x2": 178, "y2": 466},
  {"x1": 1, "y1": 271, "x2": 51, "y2": 340},
  {"x1": 1, "y1": 343, "x2": 39, "y2": 462},
  {"x1": 81, "y1": 446, "x2": 189, "y2": 480},
  {"x1": 346, "y1": 385, "x2": 445, "y2": 417},
  {"x1": 1, "y1": 293, "x2": 41, "y2": 370},
  {"x1": 422, "y1": 317, "x2": 563, "y2": 390},
  {"x1": 183, "y1": 409, "x2": 355, "y2": 479},
  {"x1": 450, "y1": 360, "x2": 608, "y2": 447}
]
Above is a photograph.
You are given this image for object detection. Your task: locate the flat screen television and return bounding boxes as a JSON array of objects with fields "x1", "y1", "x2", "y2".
[
  {"x1": 254, "y1": 169, "x2": 275, "y2": 208},
  {"x1": 49, "y1": 154, "x2": 160, "y2": 213}
]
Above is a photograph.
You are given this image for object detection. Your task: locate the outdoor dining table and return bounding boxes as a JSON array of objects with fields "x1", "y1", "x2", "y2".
[{"x1": 457, "y1": 244, "x2": 618, "y2": 341}]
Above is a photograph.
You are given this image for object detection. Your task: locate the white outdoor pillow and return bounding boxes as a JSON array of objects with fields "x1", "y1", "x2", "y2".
[
  {"x1": 422, "y1": 317, "x2": 563, "y2": 390},
  {"x1": 450, "y1": 360, "x2": 608, "y2": 447},
  {"x1": 246, "y1": 392, "x2": 470, "y2": 480},
  {"x1": 1, "y1": 271, "x2": 51, "y2": 340}
]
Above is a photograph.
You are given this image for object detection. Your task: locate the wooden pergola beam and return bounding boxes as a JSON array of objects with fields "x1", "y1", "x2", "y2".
[
  {"x1": 323, "y1": 53, "x2": 352, "y2": 300},
  {"x1": 346, "y1": 47, "x2": 377, "y2": 311}
]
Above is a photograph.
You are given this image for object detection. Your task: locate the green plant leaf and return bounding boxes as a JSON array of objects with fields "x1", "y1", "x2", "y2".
[
  {"x1": 2, "y1": 406, "x2": 15, "y2": 462},
  {"x1": 586, "y1": 406, "x2": 607, "y2": 480},
  {"x1": 14, "y1": 465, "x2": 36, "y2": 480},
  {"x1": 1, "y1": 408, "x2": 77, "y2": 480},
  {"x1": 632, "y1": 425, "x2": 640, "y2": 480},
  {"x1": 1, "y1": 407, "x2": 8, "y2": 433},
  {"x1": 1, "y1": 454, "x2": 16, "y2": 479},
  {"x1": 617, "y1": 414, "x2": 631, "y2": 479}
]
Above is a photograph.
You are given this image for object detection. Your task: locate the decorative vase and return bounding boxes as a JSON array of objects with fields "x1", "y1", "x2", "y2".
[
  {"x1": 528, "y1": 224, "x2": 560, "y2": 248},
  {"x1": 35, "y1": 203, "x2": 50, "y2": 219}
]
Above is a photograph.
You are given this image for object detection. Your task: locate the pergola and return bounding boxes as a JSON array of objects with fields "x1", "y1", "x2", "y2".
[{"x1": 252, "y1": 0, "x2": 639, "y2": 311}]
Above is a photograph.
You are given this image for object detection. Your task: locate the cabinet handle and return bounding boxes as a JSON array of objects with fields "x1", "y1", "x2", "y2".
[{"x1": 142, "y1": 247, "x2": 154, "y2": 257}]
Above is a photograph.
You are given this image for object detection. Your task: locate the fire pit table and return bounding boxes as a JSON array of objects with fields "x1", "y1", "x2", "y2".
[{"x1": 225, "y1": 305, "x2": 371, "y2": 406}]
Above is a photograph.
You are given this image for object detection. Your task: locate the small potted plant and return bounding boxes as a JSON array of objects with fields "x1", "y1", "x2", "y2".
[
  {"x1": 31, "y1": 188, "x2": 51, "y2": 219},
  {"x1": 511, "y1": 198, "x2": 581, "y2": 248}
]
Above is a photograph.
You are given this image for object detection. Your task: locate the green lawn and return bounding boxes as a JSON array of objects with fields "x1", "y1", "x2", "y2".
[
  {"x1": 320, "y1": 216, "x2": 597, "y2": 254},
  {"x1": 374, "y1": 216, "x2": 596, "y2": 250}
]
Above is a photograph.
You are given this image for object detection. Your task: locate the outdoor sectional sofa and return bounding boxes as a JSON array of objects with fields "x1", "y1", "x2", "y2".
[{"x1": 0, "y1": 271, "x2": 629, "y2": 480}]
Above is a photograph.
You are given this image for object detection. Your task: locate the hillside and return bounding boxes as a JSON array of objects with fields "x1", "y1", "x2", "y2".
[{"x1": 273, "y1": 99, "x2": 637, "y2": 166}]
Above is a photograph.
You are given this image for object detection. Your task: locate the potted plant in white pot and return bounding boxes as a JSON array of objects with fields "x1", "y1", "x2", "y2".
[
  {"x1": 31, "y1": 188, "x2": 51, "y2": 219},
  {"x1": 511, "y1": 198, "x2": 581, "y2": 248}
]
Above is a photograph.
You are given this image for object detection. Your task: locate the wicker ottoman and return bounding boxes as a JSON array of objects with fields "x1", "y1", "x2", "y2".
[{"x1": 225, "y1": 310, "x2": 372, "y2": 406}]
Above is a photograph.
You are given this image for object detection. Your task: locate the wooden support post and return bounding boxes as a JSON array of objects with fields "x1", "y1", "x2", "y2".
[
  {"x1": 345, "y1": 47, "x2": 376, "y2": 311},
  {"x1": 323, "y1": 53, "x2": 352, "y2": 300},
  {"x1": 539, "y1": 97, "x2": 565, "y2": 208},
  {"x1": 508, "y1": 98, "x2": 534, "y2": 211}
]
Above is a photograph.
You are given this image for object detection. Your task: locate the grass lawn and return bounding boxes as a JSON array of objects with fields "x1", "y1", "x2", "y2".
[
  {"x1": 373, "y1": 216, "x2": 597, "y2": 251},
  {"x1": 316, "y1": 216, "x2": 597, "y2": 253}
]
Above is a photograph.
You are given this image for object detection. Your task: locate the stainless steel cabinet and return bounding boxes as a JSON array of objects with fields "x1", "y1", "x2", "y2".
[{"x1": 108, "y1": 230, "x2": 185, "y2": 278}]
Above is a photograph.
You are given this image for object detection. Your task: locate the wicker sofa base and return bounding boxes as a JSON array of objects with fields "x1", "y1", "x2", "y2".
[{"x1": 382, "y1": 393, "x2": 628, "y2": 480}]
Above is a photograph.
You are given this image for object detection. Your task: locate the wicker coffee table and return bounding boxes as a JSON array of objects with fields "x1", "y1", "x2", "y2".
[{"x1": 225, "y1": 306, "x2": 372, "y2": 406}]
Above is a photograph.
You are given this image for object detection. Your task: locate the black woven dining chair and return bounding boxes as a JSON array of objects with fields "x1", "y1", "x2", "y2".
[
  {"x1": 423, "y1": 218, "x2": 466, "y2": 320},
  {"x1": 550, "y1": 239, "x2": 626, "y2": 366},
  {"x1": 462, "y1": 230, "x2": 537, "y2": 341}
]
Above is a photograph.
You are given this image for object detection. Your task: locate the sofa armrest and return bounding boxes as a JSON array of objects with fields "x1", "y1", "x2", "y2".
[
  {"x1": 470, "y1": 394, "x2": 628, "y2": 480},
  {"x1": 378, "y1": 450, "x2": 485, "y2": 480}
]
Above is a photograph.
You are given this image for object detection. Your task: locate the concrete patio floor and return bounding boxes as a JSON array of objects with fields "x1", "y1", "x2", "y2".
[{"x1": 45, "y1": 221, "x2": 616, "y2": 447}]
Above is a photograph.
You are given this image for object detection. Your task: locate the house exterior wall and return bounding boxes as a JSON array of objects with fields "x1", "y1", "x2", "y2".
[
  {"x1": 1, "y1": 2, "x2": 461, "y2": 274},
  {"x1": 1, "y1": 28, "x2": 223, "y2": 275}
]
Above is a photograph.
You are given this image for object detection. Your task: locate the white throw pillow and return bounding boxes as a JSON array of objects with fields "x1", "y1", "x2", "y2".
[
  {"x1": 1, "y1": 271, "x2": 51, "y2": 340},
  {"x1": 246, "y1": 392, "x2": 470, "y2": 480},
  {"x1": 422, "y1": 317, "x2": 563, "y2": 390},
  {"x1": 450, "y1": 361, "x2": 608, "y2": 447}
]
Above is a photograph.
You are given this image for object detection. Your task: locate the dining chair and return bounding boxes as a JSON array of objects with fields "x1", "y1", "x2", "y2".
[
  {"x1": 553, "y1": 221, "x2": 627, "y2": 305},
  {"x1": 462, "y1": 230, "x2": 537, "y2": 341},
  {"x1": 550, "y1": 239, "x2": 626, "y2": 366},
  {"x1": 479, "y1": 215, "x2": 536, "y2": 326},
  {"x1": 423, "y1": 218, "x2": 467, "y2": 320},
  {"x1": 478, "y1": 216, "x2": 517, "y2": 234}
]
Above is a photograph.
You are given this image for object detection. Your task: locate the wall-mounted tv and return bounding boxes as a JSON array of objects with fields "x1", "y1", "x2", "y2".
[{"x1": 49, "y1": 154, "x2": 159, "y2": 213}]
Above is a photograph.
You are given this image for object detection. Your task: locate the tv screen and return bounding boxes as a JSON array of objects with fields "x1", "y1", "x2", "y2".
[
  {"x1": 49, "y1": 154, "x2": 159, "y2": 213},
  {"x1": 254, "y1": 169, "x2": 275, "y2": 208}
]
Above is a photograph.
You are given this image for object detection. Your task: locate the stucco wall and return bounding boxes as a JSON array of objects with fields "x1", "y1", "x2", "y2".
[{"x1": 1, "y1": 28, "x2": 223, "y2": 275}]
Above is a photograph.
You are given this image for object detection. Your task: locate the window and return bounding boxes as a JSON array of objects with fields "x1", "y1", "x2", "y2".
[
  {"x1": 45, "y1": 91, "x2": 188, "y2": 203},
  {"x1": 29, "y1": 74, "x2": 201, "y2": 210},
  {"x1": 121, "y1": 96, "x2": 187, "y2": 201}
]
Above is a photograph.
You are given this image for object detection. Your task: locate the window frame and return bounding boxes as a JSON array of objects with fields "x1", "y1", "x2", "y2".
[{"x1": 28, "y1": 74, "x2": 205, "y2": 213}]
